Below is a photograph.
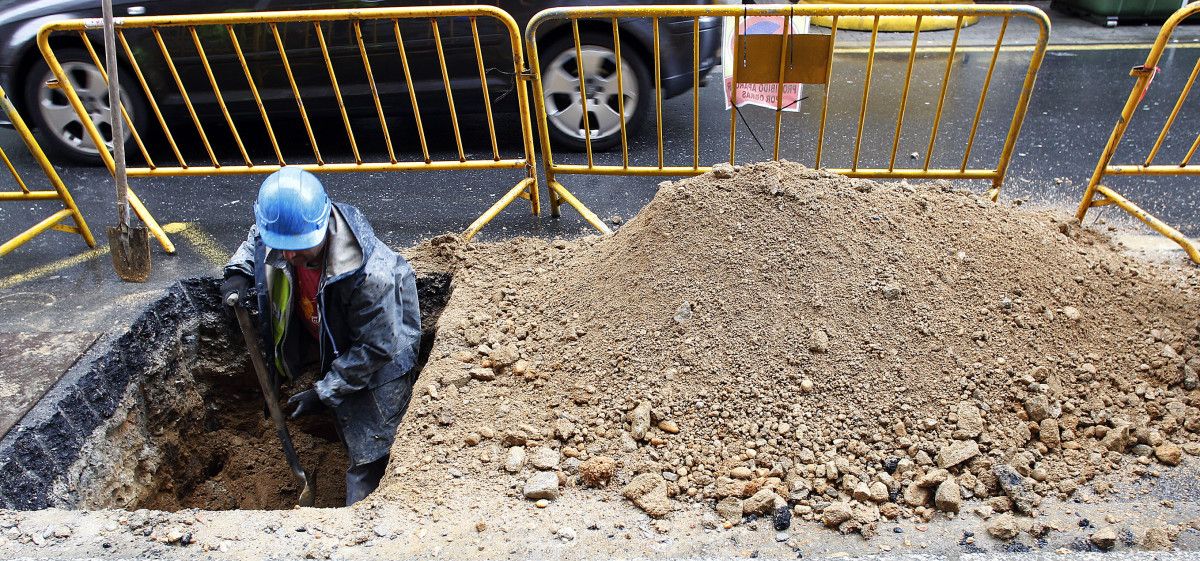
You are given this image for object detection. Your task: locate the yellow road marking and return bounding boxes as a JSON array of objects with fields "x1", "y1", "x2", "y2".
[
  {"x1": 163, "y1": 222, "x2": 230, "y2": 268},
  {"x1": 840, "y1": 41, "x2": 1200, "y2": 54},
  {"x1": 0, "y1": 246, "x2": 109, "y2": 290},
  {"x1": 0, "y1": 222, "x2": 230, "y2": 289}
]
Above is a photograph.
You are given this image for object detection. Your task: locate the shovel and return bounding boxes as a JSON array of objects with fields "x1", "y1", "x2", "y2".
[
  {"x1": 226, "y1": 291, "x2": 316, "y2": 507},
  {"x1": 100, "y1": 0, "x2": 150, "y2": 282}
]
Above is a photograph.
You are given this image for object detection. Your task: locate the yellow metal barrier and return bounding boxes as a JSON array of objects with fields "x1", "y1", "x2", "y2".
[
  {"x1": 37, "y1": 5, "x2": 540, "y2": 245},
  {"x1": 802, "y1": 0, "x2": 980, "y2": 32},
  {"x1": 0, "y1": 86, "x2": 95, "y2": 257},
  {"x1": 1077, "y1": 3, "x2": 1200, "y2": 264},
  {"x1": 526, "y1": 4, "x2": 1049, "y2": 234}
]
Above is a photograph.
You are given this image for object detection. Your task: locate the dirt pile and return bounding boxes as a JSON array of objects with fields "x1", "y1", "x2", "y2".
[{"x1": 386, "y1": 161, "x2": 1200, "y2": 539}]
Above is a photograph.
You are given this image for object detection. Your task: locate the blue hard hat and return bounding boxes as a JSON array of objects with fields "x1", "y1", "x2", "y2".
[{"x1": 254, "y1": 168, "x2": 331, "y2": 251}]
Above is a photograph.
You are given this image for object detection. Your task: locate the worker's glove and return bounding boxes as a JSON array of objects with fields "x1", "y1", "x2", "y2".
[
  {"x1": 287, "y1": 388, "x2": 324, "y2": 419},
  {"x1": 220, "y1": 272, "x2": 252, "y2": 309}
]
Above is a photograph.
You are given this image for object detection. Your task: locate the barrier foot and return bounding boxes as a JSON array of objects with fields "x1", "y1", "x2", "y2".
[
  {"x1": 987, "y1": 176, "x2": 1002, "y2": 202},
  {"x1": 66, "y1": 204, "x2": 96, "y2": 248},
  {"x1": 1093, "y1": 185, "x2": 1200, "y2": 264},
  {"x1": 463, "y1": 178, "x2": 537, "y2": 241},
  {"x1": 547, "y1": 180, "x2": 563, "y2": 218},
  {"x1": 527, "y1": 174, "x2": 541, "y2": 216},
  {"x1": 0, "y1": 209, "x2": 76, "y2": 257},
  {"x1": 548, "y1": 180, "x2": 612, "y2": 235},
  {"x1": 127, "y1": 188, "x2": 175, "y2": 254}
]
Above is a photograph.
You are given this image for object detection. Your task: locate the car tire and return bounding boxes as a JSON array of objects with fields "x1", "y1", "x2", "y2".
[
  {"x1": 23, "y1": 48, "x2": 147, "y2": 166},
  {"x1": 538, "y1": 31, "x2": 651, "y2": 153}
]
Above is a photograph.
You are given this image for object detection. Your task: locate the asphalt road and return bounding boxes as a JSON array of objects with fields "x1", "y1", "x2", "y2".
[{"x1": 2, "y1": 7, "x2": 1200, "y2": 332}]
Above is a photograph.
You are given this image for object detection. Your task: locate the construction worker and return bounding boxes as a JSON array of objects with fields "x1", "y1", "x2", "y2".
[{"x1": 220, "y1": 168, "x2": 421, "y2": 506}]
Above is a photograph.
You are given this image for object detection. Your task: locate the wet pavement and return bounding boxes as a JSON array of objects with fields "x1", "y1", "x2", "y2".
[
  {"x1": 1, "y1": 3, "x2": 1199, "y2": 330},
  {"x1": 0, "y1": 332, "x2": 97, "y2": 439}
]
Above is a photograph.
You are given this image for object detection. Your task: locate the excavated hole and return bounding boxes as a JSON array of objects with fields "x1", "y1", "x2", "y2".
[{"x1": 66, "y1": 274, "x2": 452, "y2": 512}]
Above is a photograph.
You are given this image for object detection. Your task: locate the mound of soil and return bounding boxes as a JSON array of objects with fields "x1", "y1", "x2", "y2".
[{"x1": 387, "y1": 162, "x2": 1200, "y2": 537}]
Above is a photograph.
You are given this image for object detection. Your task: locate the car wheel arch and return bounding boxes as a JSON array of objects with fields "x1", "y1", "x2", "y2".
[
  {"x1": 532, "y1": 19, "x2": 654, "y2": 79},
  {"x1": 16, "y1": 33, "x2": 155, "y2": 124},
  {"x1": 13, "y1": 34, "x2": 85, "y2": 118}
]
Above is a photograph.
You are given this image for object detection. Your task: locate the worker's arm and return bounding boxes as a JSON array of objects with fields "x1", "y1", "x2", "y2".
[
  {"x1": 224, "y1": 225, "x2": 258, "y2": 279},
  {"x1": 315, "y1": 263, "x2": 420, "y2": 407}
]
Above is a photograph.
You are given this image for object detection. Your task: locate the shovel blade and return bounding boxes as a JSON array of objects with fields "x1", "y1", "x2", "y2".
[
  {"x1": 298, "y1": 471, "x2": 316, "y2": 507},
  {"x1": 107, "y1": 224, "x2": 151, "y2": 283}
]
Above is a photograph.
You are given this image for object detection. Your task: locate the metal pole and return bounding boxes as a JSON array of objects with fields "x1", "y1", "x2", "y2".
[{"x1": 101, "y1": 0, "x2": 130, "y2": 227}]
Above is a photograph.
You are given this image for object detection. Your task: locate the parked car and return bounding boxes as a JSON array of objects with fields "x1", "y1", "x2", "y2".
[{"x1": 0, "y1": 0, "x2": 722, "y2": 163}]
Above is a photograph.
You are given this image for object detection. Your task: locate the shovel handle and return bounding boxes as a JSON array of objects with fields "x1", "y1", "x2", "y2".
[
  {"x1": 101, "y1": 0, "x2": 130, "y2": 227},
  {"x1": 230, "y1": 298, "x2": 314, "y2": 505}
]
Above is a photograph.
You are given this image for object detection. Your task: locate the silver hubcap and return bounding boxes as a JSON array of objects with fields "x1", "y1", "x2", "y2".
[
  {"x1": 543, "y1": 45, "x2": 638, "y2": 142},
  {"x1": 37, "y1": 61, "x2": 133, "y2": 155}
]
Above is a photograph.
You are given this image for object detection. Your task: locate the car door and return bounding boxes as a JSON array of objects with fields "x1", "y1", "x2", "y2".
[
  {"x1": 332, "y1": 0, "x2": 436, "y2": 112},
  {"x1": 105, "y1": 1, "x2": 337, "y2": 123}
]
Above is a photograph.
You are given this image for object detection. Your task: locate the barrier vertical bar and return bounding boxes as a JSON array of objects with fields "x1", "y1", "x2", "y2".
[
  {"x1": 354, "y1": 20, "x2": 397, "y2": 164},
  {"x1": 728, "y1": 14, "x2": 740, "y2": 166},
  {"x1": 815, "y1": 15, "x2": 838, "y2": 168},
  {"x1": 432, "y1": 18, "x2": 466, "y2": 162},
  {"x1": 772, "y1": 14, "x2": 792, "y2": 161},
  {"x1": 190, "y1": 26, "x2": 252, "y2": 167},
  {"x1": 962, "y1": 17, "x2": 1008, "y2": 173},
  {"x1": 923, "y1": 16, "x2": 963, "y2": 171},
  {"x1": 653, "y1": 17, "x2": 664, "y2": 169},
  {"x1": 471, "y1": 18, "x2": 501, "y2": 161},
  {"x1": 852, "y1": 16, "x2": 880, "y2": 172},
  {"x1": 152, "y1": 28, "x2": 218, "y2": 166},
  {"x1": 889, "y1": 18, "x2": 921, "y2": 172},
  {"x1": 314, "y1": 21, "x2": 362, "y2": 164},
  {"x1": 228, "y1": 25, "x2": 285, "y2": 166},
  {"x1": 271, "y1": 22, "x2": 323, "y2": 164},
  {"x1": 613, "y1": 18, "x2": 630, "y2": 169}
]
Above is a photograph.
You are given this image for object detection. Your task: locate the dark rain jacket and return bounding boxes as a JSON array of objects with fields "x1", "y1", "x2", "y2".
[{"x1": 225, "y1": 202, "x2": 421, "y2": 467}]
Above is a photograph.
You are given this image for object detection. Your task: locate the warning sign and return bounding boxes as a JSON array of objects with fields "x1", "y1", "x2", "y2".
[{"x1": 723, "y1": 15, "x2": 809, "y2": 113}]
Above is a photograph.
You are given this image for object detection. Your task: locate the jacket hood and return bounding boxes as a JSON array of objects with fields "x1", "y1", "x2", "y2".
[{"x1": 324, "y1": 203, "x2": 366, "y2": 279}]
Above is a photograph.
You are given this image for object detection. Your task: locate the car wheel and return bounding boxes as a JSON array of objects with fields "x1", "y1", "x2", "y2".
[
  {"x1": 23, "y1": 48, "x2": 145, "y2": 165},
  {"x1": 539, "y1": 32, "x2": 651, "y2": 153}
]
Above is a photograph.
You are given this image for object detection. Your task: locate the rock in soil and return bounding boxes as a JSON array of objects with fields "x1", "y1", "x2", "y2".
[
  {"x1": 904, "y1": 482, "x2": 932, "y2": 507},
  {"x1": 993, "y1": 464, "x2": 1038, "y2": 515},
  {"x1": 621, "y1": 473, "x2": 672, "y2": 518},
  {"x1": 773, "y1": 504, "x2": 792, "y2": 531},
  {"x1": 1101, "y1": 424, "x2": 1136, "y2": 452},
  {"x1": 936, "y1": 440, "x2": 979, "y2": 469},
  {"x1": 1091, "y1": 526, "x2": 1119, "y2": 550},
  {"x1": 630, "y1": 401, "x2": 652, "y2": 442},
  {"x1": 1142, "y1": 526, "x2": 1176, "y2": 550},
  {"x1": 530, "y1": 447, "x2": 559, "y2": 471},
  {"x1": 504, "y1": 447, "x2": 526, "y2": 474},
  {"x1": 822, "y1": 502, "x2": 853, "y2": 528},
  {"x1": 1156, "y1": 443, "x2": 1183, "y2": 466},
  {"x1": 716, "y1": 497, "x2": 743, "y2": 524},
  {"x1": 988, "y1": 513, "x2": 1021, "y2": 541},
  {"x1": 522, "y1": 472, "x2": 560, "y2": 500},
  {"x1": 742, "y1": 489, "x2": 782, "y2": 516},
  {"x1": 934, "y1": 479, "x2": 962, "y2": 513},
  {"x1": 579, "y1": 456, "x2": 616, "y2": 487}
]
